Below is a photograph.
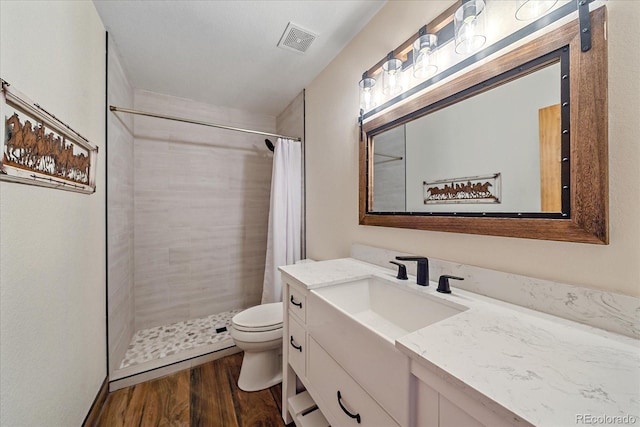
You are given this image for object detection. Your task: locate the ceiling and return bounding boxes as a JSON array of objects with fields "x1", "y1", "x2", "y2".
[{"x1": 94, "y1": 0, "x2": 386, "y2": 117}]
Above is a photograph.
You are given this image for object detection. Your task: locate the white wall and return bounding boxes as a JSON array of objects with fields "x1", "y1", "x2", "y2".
[
  {"x1": 107, "y1": 37, "x2": 135, "y2": 374},
  {"x1": 133, "y1": 90, "x2": 275, "y2": 330},
  {"x1": 305, "y1": 0, "x2": 640, "y2": 298},
  {"x1": 0, "y1": 1, "x2": 107, "y2": 425}
]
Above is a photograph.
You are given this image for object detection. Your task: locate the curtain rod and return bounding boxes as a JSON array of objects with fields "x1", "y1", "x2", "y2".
[{"x1": 109, "y1": 106, "x2": 302, "y2": 142}]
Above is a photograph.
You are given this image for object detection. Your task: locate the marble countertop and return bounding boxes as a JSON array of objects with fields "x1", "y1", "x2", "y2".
[{"x1": 280, "y1": 258, "x2": 640, "y2": 427}]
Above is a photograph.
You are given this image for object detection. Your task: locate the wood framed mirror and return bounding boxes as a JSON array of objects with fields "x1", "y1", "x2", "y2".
[{"x1": 359, "y1": 7, "x2": 608, "y2": 244}]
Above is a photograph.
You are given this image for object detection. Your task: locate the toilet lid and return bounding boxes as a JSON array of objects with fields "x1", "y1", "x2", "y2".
[{"x1": 232, "y1": 302, "x2": 283, "y2": 331}]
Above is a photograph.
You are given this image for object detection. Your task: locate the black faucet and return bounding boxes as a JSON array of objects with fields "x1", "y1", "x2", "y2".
[{"x1": 395, "y1": 256, "x2": 429, "y2": 286}]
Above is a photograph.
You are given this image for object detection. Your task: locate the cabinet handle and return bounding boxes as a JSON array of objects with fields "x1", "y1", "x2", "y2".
[
  {"x1": 337, "y1": 390, "x2": 361, "y2": 424},
  {"x1": 290, "y1": 295, "x2": 302, "y2": 308},
  {"x1": 290, "y1": 336, "x2": 302, "y2": 352}
]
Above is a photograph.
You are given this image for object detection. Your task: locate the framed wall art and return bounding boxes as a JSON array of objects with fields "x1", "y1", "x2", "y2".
[
  {"x1": 423, "y1": 173, "x2": 501, "y2": 204},
  {"x1": 1, "y1": 79, "x2": 98, "y2": 194}
]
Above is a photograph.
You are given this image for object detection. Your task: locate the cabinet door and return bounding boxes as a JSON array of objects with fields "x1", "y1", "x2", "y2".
[
  {"x1": 440, "y1": 395, "x2": 484, "y2": 427},
  {"x1": 411, "y1": 361, "x2": 523, "y2": 427},
  {"x1": 415, "y1": 379, "x2": 439, "y2": 427},
  {"x1": 416, "y1": 379, "x2": 485, "y2": 427}
]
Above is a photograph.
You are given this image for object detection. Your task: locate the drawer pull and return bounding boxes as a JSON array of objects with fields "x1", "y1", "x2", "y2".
[
  {"x1": 337, "y1": 390, "x2": 361, "y2": 424},
  {"x1": 290, "y1": 295, "x2": 303, "y2": 308},
  {"x1": 290, "y1": 336, "x2": 302, "y2": 352}
]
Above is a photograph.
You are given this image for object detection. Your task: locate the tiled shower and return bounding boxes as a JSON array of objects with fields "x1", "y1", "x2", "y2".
[{"x1": 106, "y1": 39, "x2": 303, "y2": 387}]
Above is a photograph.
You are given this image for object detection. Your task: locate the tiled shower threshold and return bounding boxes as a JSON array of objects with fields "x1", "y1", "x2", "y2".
[{"x1": 109, "y1": 308, "x2": 243, "y2": 391}]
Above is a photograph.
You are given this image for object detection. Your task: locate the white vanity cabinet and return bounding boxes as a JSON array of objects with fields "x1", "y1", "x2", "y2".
[
  {"x1": 282, "y1": 274, "x2": 403, "y2": 427},
  {"x1": 280, "y1": 257, "x2": 640, "y2": 427},
  {"x1": 282, "y1": 275, "x2": 531, "y2": 427},
  {"x1": 281, "y1": 272, "x2": 499, "y2": 427}
]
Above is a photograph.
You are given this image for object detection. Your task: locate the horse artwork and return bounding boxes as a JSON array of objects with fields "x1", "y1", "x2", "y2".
[
  {"x1": 423, "y1": 173, "x2": 501, "y2": 204},
  {"x1": 1, "y1": 79, "x2": 97, "y2": 193}
]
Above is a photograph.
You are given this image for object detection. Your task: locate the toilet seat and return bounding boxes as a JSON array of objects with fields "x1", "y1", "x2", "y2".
[
  {"x1": 232, "y1": 302, "x2": 283, "y2": 332},
  {"x1": 230, "y1": 326, "x2": 283, "y2": 344}
]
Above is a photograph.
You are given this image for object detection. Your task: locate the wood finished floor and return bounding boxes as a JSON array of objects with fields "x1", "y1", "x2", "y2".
[{"x1": 96, "y1": 352, "x2": 292, "y2": 427}]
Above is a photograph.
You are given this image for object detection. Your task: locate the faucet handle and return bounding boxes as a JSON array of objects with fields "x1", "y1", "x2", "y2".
[
  {"x1": 389, "y1": 261, "x2": 408, "y2": 280},
  {"x1": 437, "y1": 275, "x2": 464, "y2": 294}
]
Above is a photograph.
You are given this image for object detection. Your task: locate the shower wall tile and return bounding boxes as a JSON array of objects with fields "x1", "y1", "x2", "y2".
[
  {"x1": 134, "y1": 90, "x2": 275, "y2": 330},
  {"x1": 276, "y1": 92, "x2": 304, "y2": 140},
  {"x1": 107, "y1": 39, "x2": 136, "y2": 374}
]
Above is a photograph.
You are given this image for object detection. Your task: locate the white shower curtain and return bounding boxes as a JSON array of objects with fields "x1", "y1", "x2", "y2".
[{"x1": 261, "y1": 138, "x2": 302, "y2": 304}]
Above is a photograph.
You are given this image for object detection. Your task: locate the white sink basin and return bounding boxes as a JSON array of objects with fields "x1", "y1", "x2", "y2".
[{"x1": 312, "y1": 276, "x2": 468, "y2": 342}]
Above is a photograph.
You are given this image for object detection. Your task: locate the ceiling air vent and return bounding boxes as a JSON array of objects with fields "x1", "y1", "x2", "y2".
[{"x1": 277, "y1": 22, "x2": 317, "y2": 54}]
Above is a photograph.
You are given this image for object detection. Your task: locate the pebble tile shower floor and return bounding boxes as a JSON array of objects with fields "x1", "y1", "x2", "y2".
[{"x1": 120, "y1": 308, "x2": 243, "y2": 369}]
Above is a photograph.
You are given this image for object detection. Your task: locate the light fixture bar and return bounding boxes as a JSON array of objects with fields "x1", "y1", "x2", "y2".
[
  {"x1": 363, "y1": 1, "x2": 461, "y2": 79},
  {"x1": 362, "y1": 0, "x2": 596, "y2": 121}
]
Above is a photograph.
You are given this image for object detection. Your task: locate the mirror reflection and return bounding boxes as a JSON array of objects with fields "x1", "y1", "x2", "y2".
[{"x1": 371, "y1": 61, "x2": 562, "y2": 214}]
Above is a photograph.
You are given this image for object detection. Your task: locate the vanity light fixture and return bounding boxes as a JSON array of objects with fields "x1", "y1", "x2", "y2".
[
  {"x1": 515, "y1": 0, "x2": 558, "y2": 21},
  {"x1": 412, "y1": 26, "x2": 439, "y2": 79},
  {"x1": 359, "y1": 0, "x2": 595, "y2": 118},
  {"x1": 382, "y1": 52, "x2": 404, "y2": 96},
  {"x1": 358, "y1": 71, "x2": 377, "y2": 111},
  {"x1": 454, "y1": 0, "x2": 487, "y2": 55}
]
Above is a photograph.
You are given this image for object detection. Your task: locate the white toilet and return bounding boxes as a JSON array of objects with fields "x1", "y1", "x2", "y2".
[{"x1": 230, "y1": 301, "x2": 283, "y2": 392}]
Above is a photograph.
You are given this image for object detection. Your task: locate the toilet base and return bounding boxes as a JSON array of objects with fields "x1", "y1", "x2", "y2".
[{"x1": 238, "y1": 347, "x2": 282, "y2": 392}]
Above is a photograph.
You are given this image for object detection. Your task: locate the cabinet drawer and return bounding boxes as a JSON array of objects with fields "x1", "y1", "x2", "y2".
[
  {"x1": 308, "y1": 338, "x2": 399, "y2": 427},
  {"x1": 288, "y1": 285, "x2": 307, "y2": 323},
  {"x1": 288, "y1": 315, "x2": 306, "y2": 377}
]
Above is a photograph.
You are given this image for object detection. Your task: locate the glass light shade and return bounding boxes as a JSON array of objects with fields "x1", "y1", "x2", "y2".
[
  {"x1": 413, "y1": 34, "x2": 438, "y2": 79},
  {"x1": 359, "y1": 76, "x2": 377, "y2": 111},
  {"x1": 515, "y1": 0, "x2": 558, "y2": 20},
  {"x1": 382, "y1": 58, "x2": 403, "y2": 96},
  {"x1": 454, "y1": 0, "x2": 487, "y2": 55}
]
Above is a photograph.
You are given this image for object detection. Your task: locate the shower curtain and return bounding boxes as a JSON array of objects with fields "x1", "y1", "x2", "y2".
[{"x1": 261, "y1": 138, "x2": 302, "y2": 304}]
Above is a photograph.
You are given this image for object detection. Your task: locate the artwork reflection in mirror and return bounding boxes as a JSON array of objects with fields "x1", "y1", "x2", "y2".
[{"x1": 371, "y1": 60, "x2": 563, "y2": 215}]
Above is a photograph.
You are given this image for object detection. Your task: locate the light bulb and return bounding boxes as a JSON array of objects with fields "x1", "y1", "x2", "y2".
[
  {"x1": 382, "y1": 58, "x2": 403, "y2": 95},
  {"x1": 413, "y1": 33, "x2": 438, "y2": 79},
  {"x1": 359, "y1": 75, "x2": 377, "y2": 111},
  {"x1": 515, "y1": 0, "x2": 558, "y2": 20},
  {"x1": 454, "y1": 0, "x2": 487, "y2": 55}
]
